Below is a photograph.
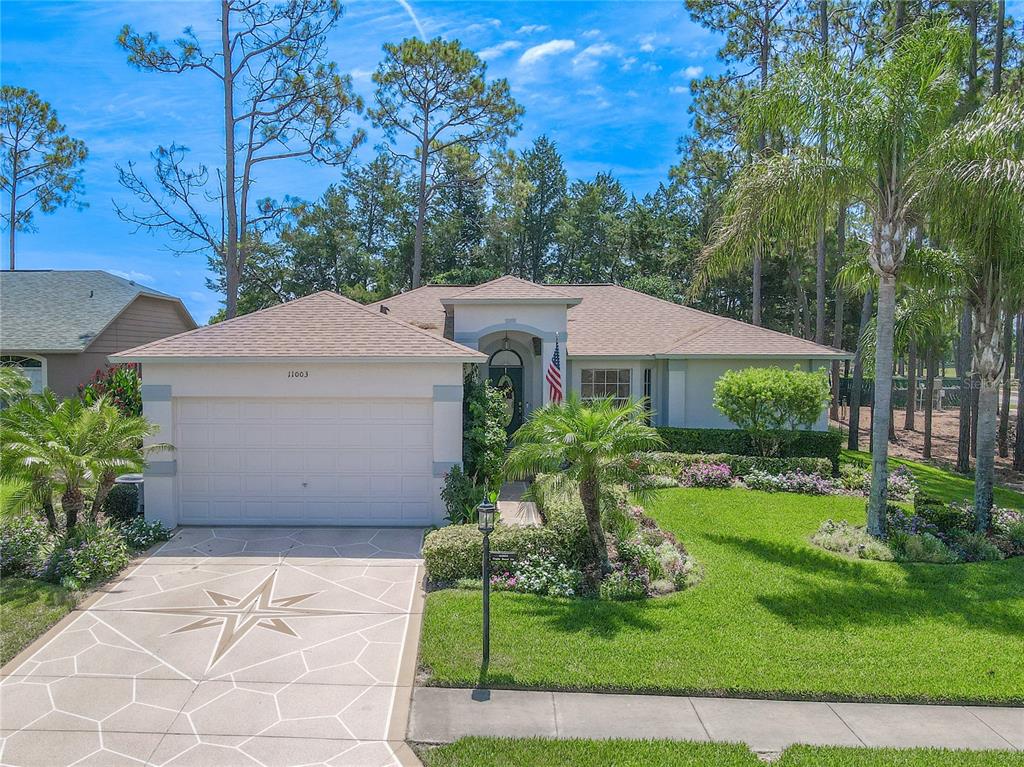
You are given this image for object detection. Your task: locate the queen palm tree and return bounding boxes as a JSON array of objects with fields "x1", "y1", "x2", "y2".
[
  {"x1": 696, "y1": 20, "x2": 967, "y2": 535},
  {"x1": 919, "y1": 94, "x2": 1024, "y2": 529},
  {"x1": 503, "y1": 395, "x2": 663, "y2": 577}
]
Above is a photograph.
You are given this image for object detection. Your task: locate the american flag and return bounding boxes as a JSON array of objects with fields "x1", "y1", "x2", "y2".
[{"x1": 546, "y1": 336, "x2": 563, "y2": 404}]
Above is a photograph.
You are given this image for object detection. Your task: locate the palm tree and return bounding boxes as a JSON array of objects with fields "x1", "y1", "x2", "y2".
[
  {"x1": 0, "y1": 477, "x2": 33, "y2": 520},
  {"x1": 919, "y1": 95, "x2": 1024, "y2": 529},
  {"x1": 696, "y1": 20, "x2": 967, "y2": 535},
  {"x1": 0, "y1": 366, "x2": 32, "y2": 404},
  {"x1": 1, "y1": 391, "x2": 63, "y2": 530},
  {"x1": 503, "y1": 395, "x2": 663, "y2": 577}
]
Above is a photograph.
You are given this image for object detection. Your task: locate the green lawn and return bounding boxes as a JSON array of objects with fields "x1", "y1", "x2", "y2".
[
  {"x1": 0, "y1": 577, "x2": 77, "y2": 666},
  {"x1": 418, "y1": 738, "x2": 1024, "y2": 767},
  {"x1": 841, "y1": 449, "x2": 1024, "y2": 509},
  {"x1": 420, "y1": 487, "x2": 1024, "y2": 703}
]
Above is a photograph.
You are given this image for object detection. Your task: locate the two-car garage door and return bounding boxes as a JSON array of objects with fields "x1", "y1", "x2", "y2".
[{"x1": 174, "y1": 397, "x2": 435, "y2": 525}]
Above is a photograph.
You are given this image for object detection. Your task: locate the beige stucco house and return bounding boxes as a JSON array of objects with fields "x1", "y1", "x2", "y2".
[
  {"x1": 0, "y1": 270, "x2": 196, "y2": 397},
  {"x1": 112, "y1": 276, "x2": 847, "y2": 530}
]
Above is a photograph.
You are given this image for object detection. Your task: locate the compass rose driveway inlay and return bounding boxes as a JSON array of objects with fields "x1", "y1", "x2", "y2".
[{"x1": 0, "y1": 527, "x2": 426, "y2": 767}]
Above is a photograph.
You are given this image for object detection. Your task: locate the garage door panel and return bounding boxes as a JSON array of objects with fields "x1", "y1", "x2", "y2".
[{"x1": 175, "y1": 396, "x2": 437, "y2": 526}]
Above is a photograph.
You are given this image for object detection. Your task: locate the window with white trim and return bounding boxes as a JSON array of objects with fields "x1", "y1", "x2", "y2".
[
  {"x1": 1, "y1": 355, "x2": 44, "y2": 394},
  {"x1": 580, "y1": 368, "x2": 631, "y2": 405}
]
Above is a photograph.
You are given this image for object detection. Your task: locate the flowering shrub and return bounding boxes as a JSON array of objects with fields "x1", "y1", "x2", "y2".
[
  {"x1": 743, "y1": 470, "x2": 839, "y2": 495},
  {"x1": 886, "y1": 505, "x2": 939, "y2": 537},
  {"x1": 890, "y1": 532, "x2": 960, "y2": 564},
  {"x1": 490, "y1": 553, "x2": 583, "y2": 598},
  {"x1": 599, "y1": 570, "x2": 648, "y2": 600},
  {"x1": 41, "y1": 524, "x2": 130, "y2": 589},
  {"x1": 0, "y1": 516, "x2": 53, "y2": 575},
  {"x1": 679, "y1": 462, "x2": 733, "y2": 488},
  {"x1": 116, "y1": 518, "x2": 173, "y2": 551},
  {"x1": 992, "y1": 508, "x2": 1024, "y2": 539},
  {"x1": 838, "y1": 465, "x2": 871, "y2": 494},
  {"x1": 886, "y1": 466, "x2": 918, "y2": 501},
  {"x1": 913, "y1": 500, "x2": 973, "y2": 538},
  {"x1": 948, "y1": 531, "x2": 1003, "y2": 562},
  {"x1": 78, "y1": 364, "x2": 142, "y2": 417}
]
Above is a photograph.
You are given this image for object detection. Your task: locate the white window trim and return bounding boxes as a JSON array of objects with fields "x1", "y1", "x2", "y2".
[
  {"x1": 1, "y1": 354, "x2": 47, "y2": 394},
  {"x1": 580, "y1": 367, "x2": 633, "y2": 404}
]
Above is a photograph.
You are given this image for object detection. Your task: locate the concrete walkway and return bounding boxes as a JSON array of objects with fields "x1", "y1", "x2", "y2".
[{"x1": 409, "y1": 687, "x2": 1023, "y2": 754}]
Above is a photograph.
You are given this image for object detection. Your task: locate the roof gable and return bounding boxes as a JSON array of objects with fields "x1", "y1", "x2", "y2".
[
  {"x1": 444, "y1": 276, "x2": 581, "y2": 303},
  {"x1": 0, "y1": 270, "x2": 195, "y2": 353},
  {"x1": 112, "y1": 291, "x2": 484, "y2": 361}
]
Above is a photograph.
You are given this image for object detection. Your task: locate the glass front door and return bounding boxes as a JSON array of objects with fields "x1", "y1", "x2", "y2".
[{"x1": 487, "y1": 348, "x2": 525, "y2": 436}]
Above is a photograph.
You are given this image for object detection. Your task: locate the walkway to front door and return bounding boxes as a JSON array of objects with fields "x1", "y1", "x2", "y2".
[{"x1": 0, "y1": 527, "x2": 425, "y2": 767}]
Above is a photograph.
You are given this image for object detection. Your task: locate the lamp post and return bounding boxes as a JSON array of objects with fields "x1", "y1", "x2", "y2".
[{"x1": 477, "y1": 499, "x2": 496, "y2": 667}]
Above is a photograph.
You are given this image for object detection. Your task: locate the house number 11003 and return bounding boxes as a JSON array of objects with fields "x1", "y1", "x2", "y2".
[{"x1": 287, "y1": 370, "x2": 309, "y2": 378}]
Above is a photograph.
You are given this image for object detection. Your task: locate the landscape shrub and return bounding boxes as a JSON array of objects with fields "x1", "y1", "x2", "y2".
[
  {"x1": 41, "y1": 524, "x2": 130, "y2": 589},
  {"x1": 679, "y1": 462, "x2": 733, "y2": 488},
  {"x1": 948, "y1": 531, "x2": 1003, "y2": 562},
  {"x1": 885, "y1": 505, "x2": 938, "y2": 537},
  {"x1": 914, "y1": 499, "x2": 974, "y2": 537},
  {"x1": 598, "y1": 569, "x2": 648, "y2": 600},
  {"x1": 655, "y1": 426, "x2": 841, "y2": 470},
  {"x1": 78, "y1": 363, "x2": 142, "y2": 417},
  {"x1": 890, "y1": 532, "x2": 959, "y2": 564},
  {"x1": 116, "y1": 517, "x2": 172, "y2": 551},
  {"x1": 743, "y1": 470, "x2": 839, "y2": 495},
  {"x1": 490, "y1": 553, "x2": 583, "y2": 597},
  {"x1": 102, "y1": 483, "x2": 140, "y2": 522},
  {"x1": 812, "y1": 520, "x2": 894, "y2": 561},
  {"x1": 712, "y1": 366, "x2": 831, "y2": 456},
  {"x1": 885, "y1": 466, "x2": 918, "y2": 501},
  {"x1": 440, "y1": 466, "x2": 486, "y2": 525},
  {"x1": 423, "y1": 523, "x2": 568, "y2": 584},
  {"x1": 0, "y1": 516, "x2": 52, "y2": 575},
  {"x1": 654, "y1": 452, "x2": 832, "y2": 479},
  {"x1": 462, "y1": 368, "x2": 506, "y2": 488},
  {"x1": 991, "y1": 507, "x2": 1023, "y2": 538},
  {"x1": 838, "y1": 465, "x2": 871, "y2": 494}
]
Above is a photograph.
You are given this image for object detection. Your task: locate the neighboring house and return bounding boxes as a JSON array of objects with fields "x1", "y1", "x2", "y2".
[
  {"x1": 0, "y1": 270, "x2": 196, "y2": 397},
  {"x1": 113, "y1": 276, "x2": 848, "y2": 529}
]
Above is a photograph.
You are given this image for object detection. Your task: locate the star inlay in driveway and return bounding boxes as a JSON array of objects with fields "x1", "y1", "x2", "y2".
[{"x1": 0, "y1": 527, "x2": 426, "y2": 767}]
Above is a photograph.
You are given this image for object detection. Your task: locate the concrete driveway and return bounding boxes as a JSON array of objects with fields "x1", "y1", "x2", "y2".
[{"x1": 0, "y1": 527, "x2": 426, "y2": 767}]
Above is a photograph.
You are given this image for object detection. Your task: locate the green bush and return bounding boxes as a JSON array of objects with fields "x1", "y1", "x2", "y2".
[
  {"x1": 915, "y1": 500, "x2": 974, "y2": 537},
  {"x1": 653, "y1": 452, "x2": 833, "y2": 479},
  {"x1": 102, "y1": 483, "x2": 140, "y2": 522},
  {"x1": 0, "y1": 516, "x2": 52, "y2": 575},
  {"x1": 440, "y1": 465, "x2": 486, "y2": 525},
  {"x1": 812, "y1": 520, "x2": 894, "y2": 561},
  {"x1": 598, "y1": 570, "x2": 647, "y2": 600},
  {"x1": 948, "y1": 531, "x2": 1004, "y2": 562},
  {"x1": 891, "y1": 532, "x2": 960, "y2": 564},
  {"x1": 78, "y1": 363, "x2": 142, "y2": 417},
  {"x1": 712, "y1": 366, "x2": 831, "y2": 455},
  {"x1": 462, "y1": 368, "x2": 506, "y2": 488},
  {"x1": 41, "y1": 524, "x2": 130, "y2": 589},
  {"x1": 116, "y1": 517, "x2": 172, "y2": 551},
  {"x1": 423, "y1": 524, "x2": 563, "y2": 584},
  {"x1": 655, "y1": 427, "x2": 841, "y2": 471}
]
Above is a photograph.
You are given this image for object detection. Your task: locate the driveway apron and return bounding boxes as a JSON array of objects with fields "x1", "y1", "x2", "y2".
[{"x1": 0, "y1": 527, "x2": 425, "y2": 767}]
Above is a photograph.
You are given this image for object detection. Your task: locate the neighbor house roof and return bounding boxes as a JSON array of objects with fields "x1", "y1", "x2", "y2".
[
  {"x1": 0, "y1": 270, "x2": 195, "y2": 353},
  {"x1": 443, "y1": 275, "x2": 581, "y2": 304},
  {"x1": 111, "y1": 291, "x2": 485, "y2": 362},
  {"x1": 372, "y1": 281, "x2": 849, "y2": 359}
]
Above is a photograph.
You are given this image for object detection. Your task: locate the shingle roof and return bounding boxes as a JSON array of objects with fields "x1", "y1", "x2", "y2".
[
  {"x1": 372, "y1": 281, "x2": 848, "y2": 359},
  {"x1": 111, "y1": 291, "x2": 485, "y2": 361},
  {"x1": 0, "y1": 270, "x2": 194, "y2": 353},
  {"x1": 445, "y1": 275, "x2": 581, "y2": 303}
]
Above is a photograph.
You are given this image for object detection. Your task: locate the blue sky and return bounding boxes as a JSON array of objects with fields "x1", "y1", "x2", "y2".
[{"x1": 3, "y1": 1, "x2": 724, "y2": 321}]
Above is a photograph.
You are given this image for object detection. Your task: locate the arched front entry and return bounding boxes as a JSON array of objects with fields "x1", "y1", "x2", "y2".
[{"x1": 488, "y1": 346, "x2": 524, "y2": 435}]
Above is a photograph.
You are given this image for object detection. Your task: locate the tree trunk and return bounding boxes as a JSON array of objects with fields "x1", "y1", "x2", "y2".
[
  {"x1": 994, "y1": 1, "x2": 1005, "y2": 94},
  {"x1": 867, "y1": 274, "x2": 897, "y2": 536},
  {"x1": 92, "y1": 474, "x2": 116, "y2": 523},
  {"x1": 221, "y1": 0, "x2": 240, "y2": 319},
  {"x1": 848, "y1": 289, "x2": 872, "y2": 450},
  {"x1": 814, "y1": 0, "x2": 828, "y2": 346},
  {"x1": 905, "y1": 340, "x2": 917, "y2": 430},
  {"x1": 7, "y1": 163, "x2": 15, "y2": 271},
  {"x1": 974, "y1": 380, "x2": 998, "y2": 530},
  {"x1": 970, "y1": 374, "x2": 980, "y2": 457},
  {"x1": 752, "y1": 249, "x2": 763, "y2": 326},
  {"x1": 923, "y1": 351, "x2": 936, "y2": 459},
  {"x1": 957, "y1": 306, "x2": 973, "y2": 472},
  {"x1": 998, "y1": 312, "x2": 1012, "y2": 456},
  {"x1": 829, "y1": 204, "x2": 847, "y2": 421},
  {"x1": 42, "y1": 497, "x2": 58, "y2": 533},
  {"x1": 413, "y1": 130, "x2": 429, "y2": 289},
  {"x1": 578, "y1": 476, "x2": 610, "y2": 575},
  {"x1": 62, "y1": 487, "x2": 84, "y2": 532},
  {"x1": 1014, "y1": 312, "x2": 1024, "y2": 471}
]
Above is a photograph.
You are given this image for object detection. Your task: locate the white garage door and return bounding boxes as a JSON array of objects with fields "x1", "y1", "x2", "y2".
[{"x1": 174, "y1": 397, "x2": 435, "y2": 525}]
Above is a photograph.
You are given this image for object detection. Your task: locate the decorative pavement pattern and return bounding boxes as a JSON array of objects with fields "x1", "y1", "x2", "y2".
[{"x1": 0, "y1": 527, "x2": 425, "y2": 767}]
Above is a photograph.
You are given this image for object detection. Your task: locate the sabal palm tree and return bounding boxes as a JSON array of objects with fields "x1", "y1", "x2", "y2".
[
  {"x1": 504, "y1": 395, "x2": 664, "y2": 576},
  {"x1": 697, "y1": 20, "x2": 967, "y2": 535},
  {"x1": 919, "y1": 95, "x2": 1024, "y2": 529}
]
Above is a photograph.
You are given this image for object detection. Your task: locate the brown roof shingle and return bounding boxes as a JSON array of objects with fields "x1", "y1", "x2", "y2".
[
  {"x1": 445, "y1": 275, "x2": 581, "y2": 303},
  {"x1": 372, "y1": 282, "x2": 847, "y2": 359},
  {"x1": 112, "y1": 291, "x2": 484, "y2": 361}
]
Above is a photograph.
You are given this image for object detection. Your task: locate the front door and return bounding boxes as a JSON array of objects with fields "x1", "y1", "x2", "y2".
[{"x1": 488, "y1": 365, "x2": 524, "y2": 435}]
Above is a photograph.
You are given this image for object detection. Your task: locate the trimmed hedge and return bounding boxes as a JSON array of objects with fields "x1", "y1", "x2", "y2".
[
  {"x1": 653, "y1": 452, "x2": 833, "y2": 479},
  {"x1": 655, "y1": 427, "x2": 842, "y2": 472}
]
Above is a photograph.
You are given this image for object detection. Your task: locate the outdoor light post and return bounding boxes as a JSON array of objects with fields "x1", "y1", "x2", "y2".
[{"x1": 477, "y1": 499, "x2": 496, "y2": 667}]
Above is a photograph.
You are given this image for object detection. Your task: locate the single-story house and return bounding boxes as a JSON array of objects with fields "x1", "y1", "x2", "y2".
[
  {"x1": 1, "y1": 270, "x2": 196, "y2": 397},
  {"x1": 112, "y1": 276, "x2": 847, "y2": 529}
]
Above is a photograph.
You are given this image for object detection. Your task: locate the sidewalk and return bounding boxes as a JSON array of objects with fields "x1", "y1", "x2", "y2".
[{"x1": 408, "y1": 687, "x2": 1023, "y2": 754}]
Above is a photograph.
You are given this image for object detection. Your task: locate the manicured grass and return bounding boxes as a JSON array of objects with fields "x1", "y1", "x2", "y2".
[
  {"x1": 0, "y1": 577, "x2": 77, "y2": 666},
  {"x1": 420, "y1": 487, "x2": 1024, "y2": 703},
  {"x1": 841, "y1": 449, "x2": 1024, "y2": 509},
  {"x1": 418, "y1": 738, "x2": 1024, "y2": 767}
]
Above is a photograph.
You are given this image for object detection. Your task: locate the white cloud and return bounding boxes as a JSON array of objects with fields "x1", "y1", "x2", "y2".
[
  {"x1": 572, "y1": 42, "x2": 621, "y2": 73},
  {"x1": 112, "y1": 269, "x2": 156, "y2": 284},
  {"x1": 581, "y1": 28, "x2": 601, "y2": 39},
  {"x1": 479, "y1": 40, "x2": 522, "y2": 60},
  {"x1": 465, "y1": 18, "x2": 502, "y2": 33},
  {"x1": 517, "y1": 24, "x2": 549, "y2": 34},
  {"x1": 640, "y1": 42, "x2": 655, "y2": 52},
  {"x1": 677, "y1": 65, "x2": 704, "y2": 79},
  {"x1": 637, "y1": 34, "x2": 657, "y2": 53},
  {"x1": 626, "y1": 89, "x2": 640, "y2": 98},
  {"x1": 669, "y1": 85, "x2": 689, "y2": 95},
  {"x1": 620, "y1": 56, "x2": 637, "y2": 71},
  {"x1": 519, "y1": 39, "x2": 576, "y2": 66},
  {"x1": 641, "y1": 62, "x2": 662, "y2": 73},
  {"x1": 350, "y1": 67, "x2": 374, "y2": 82}
]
